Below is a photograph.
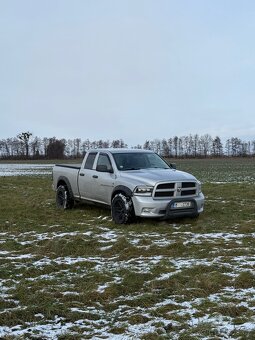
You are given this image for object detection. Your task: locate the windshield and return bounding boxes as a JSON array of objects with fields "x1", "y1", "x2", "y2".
[{"x1": 112, "y1": 152, "x2": 170, "y2": 171}]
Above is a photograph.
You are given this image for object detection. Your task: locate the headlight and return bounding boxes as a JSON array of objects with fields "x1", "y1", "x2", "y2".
[
  {"x1": 197, "y1": 181, "x2": 202, "y2": 194},
  {"x1": 134, "y1": 185, "x2": 153, "y2": 196}
]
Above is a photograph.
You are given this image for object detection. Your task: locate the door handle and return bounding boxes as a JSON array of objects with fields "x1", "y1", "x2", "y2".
[
  {"x1": 93, "y1": 175, "x2": 98, "y2": 179},
  {"x1": 79, "y1": 173, "x2": 85, "y2": 176}
]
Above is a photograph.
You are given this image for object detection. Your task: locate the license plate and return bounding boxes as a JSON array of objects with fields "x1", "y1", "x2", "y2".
[{"x1": 172, "y1": 201, "x2": 192, "y2": 209}]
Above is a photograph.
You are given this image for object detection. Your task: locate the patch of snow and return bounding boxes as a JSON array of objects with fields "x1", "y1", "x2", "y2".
[
  {"x1": 0, "y1": 251, "x2": 10, "y2": 255},
  {"x1": 5, "y1": 253, "x2": 35, "y2": 260},
  {"x1": 100, "y1": 245, "x2": 113, "y2": 251},
  {"x1": 62, "y1": 291, "x2": 80, "y2": 296},
  {"x1": 0, "y1": 163, "x2": 54, "y2": 177}
]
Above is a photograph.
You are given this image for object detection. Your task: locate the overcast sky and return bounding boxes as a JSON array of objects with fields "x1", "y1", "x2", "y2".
[{"x1": 1, "y1": 0, "x2": 255, "y2": 146}]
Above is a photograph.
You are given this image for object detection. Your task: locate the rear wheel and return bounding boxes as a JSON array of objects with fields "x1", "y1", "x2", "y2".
[
  {"x1": 111, "y1": 193, "x2": 134, "y2": 224},
  {"x1": 56, "y1": 185, "x2": 74, "y2": 209}
]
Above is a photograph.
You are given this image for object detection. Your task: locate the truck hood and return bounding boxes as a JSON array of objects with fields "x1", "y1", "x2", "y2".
[{"x1": 119, "y1": 168, "x2": 197, "y2": 186}]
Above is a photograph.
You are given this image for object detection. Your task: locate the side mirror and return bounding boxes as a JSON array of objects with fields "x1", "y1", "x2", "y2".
[
  {"x1": 96, "y1": 164, "x2": 113, "y2": 173},
  {"x1": 170, "y1": 163, "x2": 176, "y2": 170}
]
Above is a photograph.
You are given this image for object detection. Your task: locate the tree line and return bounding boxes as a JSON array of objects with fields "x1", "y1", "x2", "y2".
[
  {"x1": 0, "y1": 132, "x2": 254, "y2": 159},
  {"x1": 141, "y1": 135, "x2": 255, "y2": 158},
  {"x1": 0, "y1": 132, "x2": 127, "y2": 159}
]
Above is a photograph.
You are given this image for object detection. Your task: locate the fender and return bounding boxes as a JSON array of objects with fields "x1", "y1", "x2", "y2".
[
  {"x1": 57, "y1": 176, "x2": 75, "y2": 200},
  {"x1": 111, "y1": 185, "x2": 133, "y2": 201}
]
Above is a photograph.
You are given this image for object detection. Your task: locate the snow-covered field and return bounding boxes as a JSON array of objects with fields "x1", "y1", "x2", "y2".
[{"x1": 0, "y1": 164, "x2": 53, "y2": 176}]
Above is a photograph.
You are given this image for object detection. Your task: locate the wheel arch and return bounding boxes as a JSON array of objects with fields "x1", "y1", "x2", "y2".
[
  {"x1": 57, "y1": 176, "x2": 74, "y2": 200},
  {"x1": 111, "y1": 185, "x2": 133, "y2": 202}
]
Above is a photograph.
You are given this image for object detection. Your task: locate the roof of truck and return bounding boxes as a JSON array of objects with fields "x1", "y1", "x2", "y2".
[{"x1": 87, "y1": 148, "x2": 154, "y2": 154}]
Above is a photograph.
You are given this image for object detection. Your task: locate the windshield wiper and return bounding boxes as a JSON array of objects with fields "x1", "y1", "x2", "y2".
[
  {"x1": 149, "y1": 166, "x2": 169, "y2": 169},
  {"x1": 124, "y1": 168, "x2": 141, "y2": 171}
]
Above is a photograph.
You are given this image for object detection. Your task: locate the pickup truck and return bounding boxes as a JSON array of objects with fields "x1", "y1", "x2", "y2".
[{"x1": 52, "y1": 149, "x2": 204, "y2": 224}]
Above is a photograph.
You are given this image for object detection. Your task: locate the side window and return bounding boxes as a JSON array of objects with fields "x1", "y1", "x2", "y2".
[
  {"x1": 97, "y1": 154, "x2": 112, "y2": 171},
  {"x1": 84, "y1": 153, "x2": 97, "y2": 169}
]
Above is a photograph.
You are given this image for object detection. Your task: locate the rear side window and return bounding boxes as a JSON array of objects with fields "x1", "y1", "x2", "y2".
[{"x1": 84, "y1": 153, "x2": 97, "y2": 169}]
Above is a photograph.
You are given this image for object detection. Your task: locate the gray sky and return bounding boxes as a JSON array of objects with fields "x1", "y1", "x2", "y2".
[{"x1": 1, "y1": 0, "x2": 255, "y2": 146}]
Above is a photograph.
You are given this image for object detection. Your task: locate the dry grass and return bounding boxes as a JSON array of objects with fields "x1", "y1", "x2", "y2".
[{"x1": 0, "y1": 158, "x2": 255, "y2": 338}]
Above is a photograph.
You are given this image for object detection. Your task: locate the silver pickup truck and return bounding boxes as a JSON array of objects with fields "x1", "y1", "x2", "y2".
[{"x1": 52, "y1": 149, "x2": 204, "y2": 224}]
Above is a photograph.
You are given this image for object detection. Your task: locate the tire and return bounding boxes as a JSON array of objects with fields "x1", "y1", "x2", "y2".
[
  {"x1": 111, "y1": 193, "x2": 135, "y2": 224},
  {"x1": 56, "y1": 185, "x2": 74, "y2": 210}
]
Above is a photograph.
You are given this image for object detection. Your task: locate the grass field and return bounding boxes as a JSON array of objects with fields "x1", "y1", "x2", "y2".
[{"x1": 0, "y1": 158, "x2": 255, "y2": 339}]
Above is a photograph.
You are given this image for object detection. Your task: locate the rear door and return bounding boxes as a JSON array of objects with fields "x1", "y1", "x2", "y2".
[{"x1": 78, "y1": 152, "x2": 98, "y2": 200}]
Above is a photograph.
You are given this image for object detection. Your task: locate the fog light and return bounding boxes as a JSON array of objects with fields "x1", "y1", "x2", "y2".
[{"x1": 142, "y1": 208, "x2": 153, "y2": 213}]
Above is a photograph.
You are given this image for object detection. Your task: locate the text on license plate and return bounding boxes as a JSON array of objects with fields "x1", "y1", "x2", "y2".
[{"x1": 172, "y1": 201, "x2": 192, "y2": 209}]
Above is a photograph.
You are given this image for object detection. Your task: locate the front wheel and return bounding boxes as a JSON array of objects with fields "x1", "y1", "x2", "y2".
[
  {"x1": 111, "y1": 193, "x2": 135, "y2": 224},
  {"x1": 56, "y1": 185, "x2": 74, "y2": 209}
]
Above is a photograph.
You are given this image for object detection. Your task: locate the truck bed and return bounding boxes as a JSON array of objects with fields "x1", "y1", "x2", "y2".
[
  {"x1": 55, "y1": 164, "x2": 81, "y2": 170},
  {"x1": 53, "y1": 163, "x2": 82, "y2": 198}
]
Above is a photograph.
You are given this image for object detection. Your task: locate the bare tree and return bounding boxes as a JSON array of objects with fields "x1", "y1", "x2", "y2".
[
  {"x1": 161, "y1": 139, "x2": 170, "y2": 157},
  {"x1": 31, "y1": 137, "x2": 42, "y2": 158},
  {"x1": 212, "y1": 136, "x2": 223, "y2": 157},
  {"x1": 111, "y1": 139, "x2": 126, "y2": 148},
  {"x1": 143, "y1": 140, "x2": 150, "y2": 150},
  {"x1": 252, "y1": 140, "x2": 255, "y2": 155},
  {"x1": 173, "y1": 136, "x2": 178, "y2": 158},
  {"x1": 167, "y1": 138, "x2": 173, "y2": 157},
  {"x1": 200, "y1": 134, "x2": 212, "y2": 158},
  {"x1": 230, "y1": 137, "x2": 242, "y2": 156},
  {"x1": 17, "y1": 131, "x2": 32, "y2": 158}
]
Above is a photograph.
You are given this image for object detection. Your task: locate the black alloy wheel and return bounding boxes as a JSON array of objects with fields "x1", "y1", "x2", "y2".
[
  {"x1": 56, "y1": 185, "x2": 74, "y2": 209},
  {"x1": 111, "y1": 193, "x2": 134, "y2": 224}
]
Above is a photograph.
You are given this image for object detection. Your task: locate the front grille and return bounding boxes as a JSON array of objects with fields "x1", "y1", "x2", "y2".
[
  {"x1": 155, "y1": 191, "x2": 174, "y2": 198},
  {"x1": 182, "y1": 182, "x2": 196, "y2": 188},
  {"x1": 181, "y1": 190, "x2": 196, "y2": 196},
  {"x1": 157, "y1": 183, "x2": 175, "y2": 190},
  {"x1": 154, "y1": 181, "x2": 197, "y2": 199}
]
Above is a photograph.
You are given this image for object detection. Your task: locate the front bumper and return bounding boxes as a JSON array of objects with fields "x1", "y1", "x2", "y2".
[{"x1": 132, "y1": 193, "x2": 204, "y2": 219}]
